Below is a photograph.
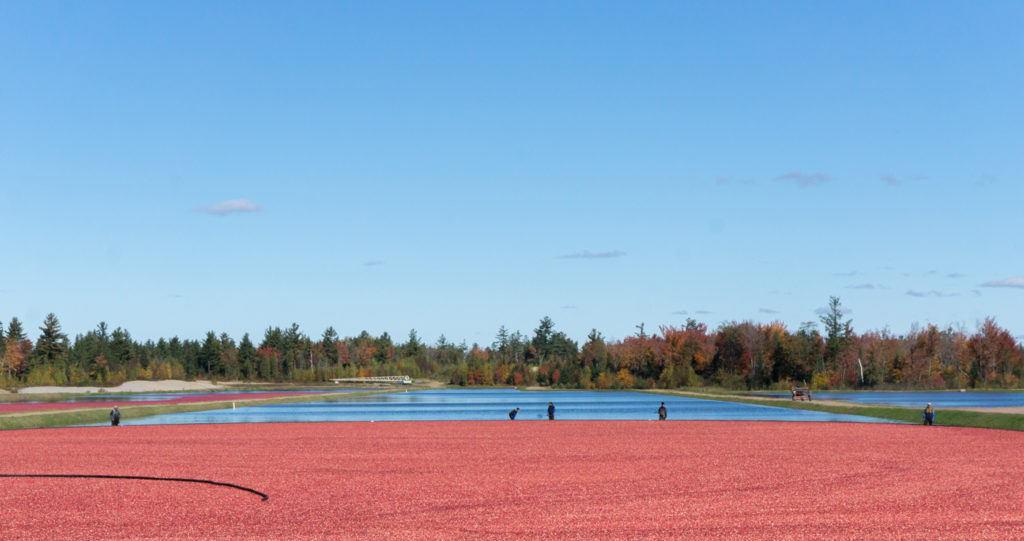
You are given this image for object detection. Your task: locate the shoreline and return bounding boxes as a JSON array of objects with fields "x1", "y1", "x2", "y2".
[{"x1": 13, "y1": 379, "x2": 229, "y2": 394}]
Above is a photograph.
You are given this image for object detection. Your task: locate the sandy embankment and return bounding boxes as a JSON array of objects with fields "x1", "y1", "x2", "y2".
[
  {"x1": 950, "y1": 405, "x2": 1024, "y2": 414},
  {"x1": 16, "y1": 379, "x2": 228, "y2": 394}
]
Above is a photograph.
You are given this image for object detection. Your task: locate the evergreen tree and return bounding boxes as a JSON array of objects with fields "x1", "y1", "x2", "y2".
[
  {"x1": 403, "y1": 329, "x2": 424, "y2": 358},
  {"x1": 33, "y1": 313, "x2": 68, "y2": 368},
  {"x1": 6, "y1": 317, "x2": 25, "y2": 341},
  {"x1": 532, "y1": 316, "x2": 556, "y2": 361},
  {"x1": 281, "y1": 325, "x2": 298, "y2": 373},
  {"x1": 581, "y1": 329, "x2": 609, "y2": 372},
  {"x1": 321, "y1": 327, "x2": 339, "y2": 365},
  {"x1": 549, "y1": 331, "x2": 578, "y2": 361},
  {"x1": 237, "y1": 333, "x2": 256, "y2": 379},
  {"x1": 261, "y1": 326, "x2": 283, "y2": 351},
  {"x1": 199, "y1": 331, "x2": 223, "y2": 376},
  {"x1": 109, "y1": 328, "x2": 134, "y2": 375},
  {"x1": 434, "y1": 334, "x2": 454, "y2": 364},
  {"x1": 492, "y1": 326, "x2": 510, "y2": 361},
  {"x1": 167, "y1": 336, "x2": 183, "y2": 360},
  {"x1": 820, "y1": 296, "x2": 853, "y2": 372},
  {"x1": 375, "y1": 332, "x2": 394, "y2": 363},
  {"x1": 138, "y1": 339, "x2": 155, "y2": 370},
  {"x1": 300, "y1": 336, "x2": 314, "y2": 371},
  {"x1": 182, "y1": 339, "x2": 202, "y2": 378},
  {"x1": 219, "y1": 332, "x2": 236, "y2": 378},
  {"x1": 284, "y1": 323, "x2": 302, "y2": 352}
]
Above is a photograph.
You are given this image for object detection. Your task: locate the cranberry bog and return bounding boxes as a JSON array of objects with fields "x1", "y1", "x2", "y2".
[{"x1": 2, "y1": 421, "x2": 1023, "y2": 539}]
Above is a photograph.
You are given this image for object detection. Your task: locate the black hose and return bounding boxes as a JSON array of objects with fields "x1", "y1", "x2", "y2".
[{"x1": 0, "y1": 473, "x2": 268, "y2": 501}]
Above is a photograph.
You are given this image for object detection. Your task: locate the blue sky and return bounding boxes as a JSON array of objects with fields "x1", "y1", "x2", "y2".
[{"x1": 2, "y1": 1, "x2": 1022, "y2": 345}]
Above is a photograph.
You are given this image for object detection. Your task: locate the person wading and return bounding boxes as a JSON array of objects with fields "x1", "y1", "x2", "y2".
[
  {"x1": 110, "y1": 406, "x2": 121, "y2": 426},
  {"x1": 547, "y1": 402, "x2": 555, "y2": 420},
  {"x1": 508, "y1": 407, "x2": 519, "y2": 420},
  {"x1": 657, "y1": 402, "x2": 667, "y2": 421}
]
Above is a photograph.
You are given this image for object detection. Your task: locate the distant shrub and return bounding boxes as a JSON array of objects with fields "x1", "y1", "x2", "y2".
[
  {"x1": 810, "y1": 371, "x2": 832, "y2": 390},
  {"x1": 711, "y1": 370, "x2": 745, "y2": 390}
]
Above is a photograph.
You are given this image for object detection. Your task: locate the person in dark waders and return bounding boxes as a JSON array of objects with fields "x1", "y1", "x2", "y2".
[
  {"x1": 110, "y1": 406, "x2": 120, "y2": 426},
  {"x1": 509, "y1": 407, "x2": 519, "y2": 420},
  {"x1": 658, "y1": 402, "x2": 667, "y2": 421},
  {"x1": 547, "y1": 402, "x2": 555, "y2": 420},
  {"x1": 923, "y1": 403, "x2": 935, "y2": 425}
]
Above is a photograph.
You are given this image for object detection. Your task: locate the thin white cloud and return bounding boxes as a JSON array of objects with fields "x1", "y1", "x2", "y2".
[
  {"x1": 847, "y1": 283, "x2": 885, "y2": 290},
  {"x1": 982, "y1": 277, "x2": 1024, "y2": 288},
  {"x1": 906, "y1": 290, "x2": 958, "y2": 298},
  {"x1": 776, "y1": 171, "x2": 830, "y2": 187},
  {"x1": 715, "y1": 176, "x2": 729, "y2": 186},
  {"x1": 364, "y1": 260, "x2": 384, "y2": 267},
  {"x1": 672, "y1": 310, "x2": 689, "y2": 315},
  {"x1": 759, "y1": 308, "x2": 779, "y2": 314},
  {"x1": 881, "y1": 175, "x2": 901, "y2": 186},
  {"x1": 695, "y1": 310, "x2": 712, "y2": 315},
  {"x1": 557, "y1": 250, "x2": 626, "y2": 260},
  {"x1": 198, "y1": 199, "x2": 263, "y2": 216},
  {"x1": 946, "y1": 273, "x2": 966, "y2": 279},
  {"x1": 562, "y1": 305, "x2": 577, "y2": 310}
]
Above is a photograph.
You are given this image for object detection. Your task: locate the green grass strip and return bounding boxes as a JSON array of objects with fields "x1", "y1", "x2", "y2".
[{"x1": 645, "y1": 389, "x2": 1024, "y2": 431}]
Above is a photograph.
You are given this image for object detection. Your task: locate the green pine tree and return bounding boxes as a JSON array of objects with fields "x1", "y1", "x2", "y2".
[
  {"x1": 237, "y1": 333, "x2": 256, "y2": 379},
  {"x1": 6, "y1": 317, "x2": 25, "y2": 341},
  {"x1": 33, "y1": 313, "x2": 69, "y2": 369}
]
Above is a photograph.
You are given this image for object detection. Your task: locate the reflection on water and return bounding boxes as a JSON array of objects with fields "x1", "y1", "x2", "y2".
[
  {"x1": 759, "y1": 390, "x2": 1024, "y2": 408},
  {"x1": 114, "y1": 389, "x2": 899, "y2": 425}
]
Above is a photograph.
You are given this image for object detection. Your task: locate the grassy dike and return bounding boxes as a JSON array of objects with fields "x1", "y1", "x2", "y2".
[
  {"x1": 647, "y1": 389, "x2": 1024, "y2": 432},
  {"x1": 0, "y1": 388, "x2": 399, "y2": 430}
]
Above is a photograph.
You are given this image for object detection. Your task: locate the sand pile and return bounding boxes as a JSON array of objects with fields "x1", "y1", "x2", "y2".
[{"x1": 17, "y1": 380, "x2": 226, "y2": 394}]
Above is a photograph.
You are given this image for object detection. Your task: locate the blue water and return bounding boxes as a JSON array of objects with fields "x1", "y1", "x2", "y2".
[
  {"x1": 111, "y1": 389, "x2": 899, "y2": 425},
  {"x1": 759, "y1": 390, "x2": 1024, "y2": 408}
]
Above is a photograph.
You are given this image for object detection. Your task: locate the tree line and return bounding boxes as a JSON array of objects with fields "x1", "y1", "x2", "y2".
[{"x1": 2, "y1": 297, "x2": 1022, "y2": 390}]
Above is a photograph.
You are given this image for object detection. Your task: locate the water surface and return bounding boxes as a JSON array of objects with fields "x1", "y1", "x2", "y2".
[{"x1": 114, "y1": 389, "x2": 899, "y2": 425}]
